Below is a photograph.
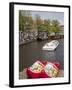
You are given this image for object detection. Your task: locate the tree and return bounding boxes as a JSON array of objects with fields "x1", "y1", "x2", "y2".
[
  {"x1": 35, "y1": 14, "x2": 43, "y2": 31},
  {"x1": 43, "y1": 19, "x2": 51, "y2": 33},
  {"x1": 19, "y1": 10, "x2": 25, "y2": 31},
  {"x1": 25, "y1": 15, "x2": 33, "y2": 30},
  {"x1": 19, "y1": 10, "x2": 34, "y2": 31},
  {"x1": 51, "y1": 20, "x2": 61, "y2": 35}
]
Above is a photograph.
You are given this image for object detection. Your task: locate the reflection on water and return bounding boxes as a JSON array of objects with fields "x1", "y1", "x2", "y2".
[{"x1": 19, "y1": 39, "x2": 64, "y2": 72}]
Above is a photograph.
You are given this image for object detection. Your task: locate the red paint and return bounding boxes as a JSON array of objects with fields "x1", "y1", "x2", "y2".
[{"x1": 27, "y1": 60, "x2": 60, "y2": 78}]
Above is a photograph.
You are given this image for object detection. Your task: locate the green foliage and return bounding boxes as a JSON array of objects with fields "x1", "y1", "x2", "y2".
[
  {"x1": 35, "y1": 14, "x2": 43, "y2": 31},
  {"x1": 19, "y1": 10, "x2": 25, "y2": 31},
  {"x1": 19, "y1": 10, "x2": 33, "y2": 31},
  {"x1": 19, "y1": 11, "x2": 61, "y2": 35},
  {"x1": 43, "y1": 20, "x2": 51, "y2": 33},
  {"x1": 51, "y1": 20, "x2": 61, "y2": 35}
]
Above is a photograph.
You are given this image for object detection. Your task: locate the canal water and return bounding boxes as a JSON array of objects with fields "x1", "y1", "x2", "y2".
[{"x1": 19, "y1": 39, "x2": 64, "y2": 72}]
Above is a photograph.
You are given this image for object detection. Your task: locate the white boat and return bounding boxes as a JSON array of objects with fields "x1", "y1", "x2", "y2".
[{"x1": 42, "y1": 40, "x2": 59, "y2": 51}]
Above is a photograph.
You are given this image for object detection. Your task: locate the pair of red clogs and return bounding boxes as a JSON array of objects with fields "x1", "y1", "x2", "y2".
[{"x1": 27, "y1": 60, "x2": 60, "y2": 78}]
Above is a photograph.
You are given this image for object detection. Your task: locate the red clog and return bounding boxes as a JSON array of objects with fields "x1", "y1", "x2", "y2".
[
  {"x1": 40, "y1": 62, "x2": 60, "y2": 78},
  {"x1": 27, "y1": 61, "x2": 44, "y2": 78}
]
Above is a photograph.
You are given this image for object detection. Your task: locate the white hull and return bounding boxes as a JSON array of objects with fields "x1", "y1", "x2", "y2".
[{"x1": 42, "y1": 40, "x2": 59, "y2": 51}]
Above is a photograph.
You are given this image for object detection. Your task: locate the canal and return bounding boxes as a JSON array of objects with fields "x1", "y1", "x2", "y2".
[{"x1": 19, "y1": 39, "x2": 64, "y2": 72}]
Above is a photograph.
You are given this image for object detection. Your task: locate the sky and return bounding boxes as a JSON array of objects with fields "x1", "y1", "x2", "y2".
[{"x1": 30, "y1": 11, "x2": 64, "y2": 25}]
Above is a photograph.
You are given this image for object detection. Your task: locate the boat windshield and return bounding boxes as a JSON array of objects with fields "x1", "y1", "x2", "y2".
[{"x1": 45, "y1": 40, "x2": 58, "y2": 46}]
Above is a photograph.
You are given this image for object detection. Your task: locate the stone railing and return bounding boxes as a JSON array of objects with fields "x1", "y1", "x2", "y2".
[{"x1": 19, "y1": 31, "x2": 38, "y2": 45}]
